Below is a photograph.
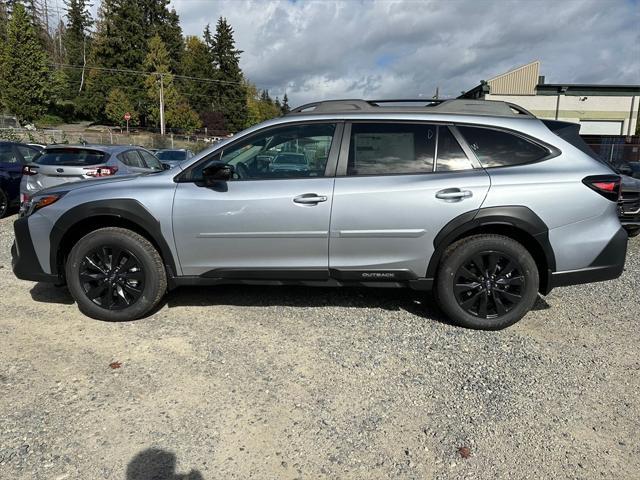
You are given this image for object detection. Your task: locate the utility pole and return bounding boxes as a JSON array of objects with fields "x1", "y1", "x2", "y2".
[{"x1": 159, "y1": 73, "x2": 166, "y2": 135}]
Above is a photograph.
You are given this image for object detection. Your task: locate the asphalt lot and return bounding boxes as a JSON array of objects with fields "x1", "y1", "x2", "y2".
[{"x1": 0, "y1": 211, "x2": 639, "y2": 480}]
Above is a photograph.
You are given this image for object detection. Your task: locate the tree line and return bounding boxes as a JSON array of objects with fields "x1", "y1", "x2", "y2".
[{"x1": 0, "y1": 0, "x2": 291, "y2": 134}]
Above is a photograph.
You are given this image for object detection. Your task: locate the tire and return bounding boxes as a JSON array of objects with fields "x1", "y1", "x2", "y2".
[
  {"x1": 66, "y1": 227, "x2": 167, "y2": 321},
  {"x1": 0, "y1": 188, "x2": 8, "y2": 219},
  {"x1": 435, "y1": 234, "x2": 539, "y2": 330}
]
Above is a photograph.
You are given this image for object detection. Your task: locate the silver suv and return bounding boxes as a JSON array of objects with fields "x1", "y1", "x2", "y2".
[
  {"x1": 11, "y1": 99, "x2": 628, "y2": 329},
  {"x1": 20, "y1": 144, "x2": 164, "y2": 203}
]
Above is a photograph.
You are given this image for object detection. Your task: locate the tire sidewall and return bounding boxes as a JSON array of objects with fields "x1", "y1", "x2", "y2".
[
  {"x1": 66, "y1": 229, "x2": 164, "y2": 321},
  {"x1": 436, "y1": 236, "x2": 539, "y2": 330}
]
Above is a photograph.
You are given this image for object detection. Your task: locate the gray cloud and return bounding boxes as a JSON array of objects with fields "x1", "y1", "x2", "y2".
[{"x1": 131, "y1": 0, "x2": 640, "y2": 106}]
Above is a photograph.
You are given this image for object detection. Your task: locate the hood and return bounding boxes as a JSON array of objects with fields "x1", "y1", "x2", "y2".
[{"x1": 35, "y1": 174, "x2": 141, "y2": 196}]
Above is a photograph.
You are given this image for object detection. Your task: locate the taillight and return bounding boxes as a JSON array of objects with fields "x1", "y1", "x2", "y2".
[
  {"x1": 84, "y1": 166, "x2": 118, "y2": 177},
  {"x1": 582, "y1": 175, "x2": 621, "y2": 202},
  {"x1": 20, "y1": 193, "x2": 30, "y2": 203},
  {"x1": 22, "y1": 165, "x2": 38, "y2": 175}
]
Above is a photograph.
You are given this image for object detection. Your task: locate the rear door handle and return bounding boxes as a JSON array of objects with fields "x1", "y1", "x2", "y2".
[
  {"x1": 435, "y1": 188, "x2": 473, "y2": 200},
  {"x1": 293, "y1": 193, "x2": 328, "y2": 205}
]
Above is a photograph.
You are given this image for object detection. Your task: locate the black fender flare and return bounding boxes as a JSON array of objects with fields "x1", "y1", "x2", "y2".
[
  {"x1": 49, "y1": 199, "x2": 178, "y2": 277},
  {"x1": 426, "y1": 206, "x2": 556, "y2": 286}
]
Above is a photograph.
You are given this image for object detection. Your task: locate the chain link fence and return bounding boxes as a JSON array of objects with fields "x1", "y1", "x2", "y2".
[{"x1": 0, "y1": 127, "x2": 226, "y2": 153}]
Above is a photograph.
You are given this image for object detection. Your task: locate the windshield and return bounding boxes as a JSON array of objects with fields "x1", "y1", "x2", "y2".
[
  {"x1": 274, "y1": 153, "x2": 306, "y2": 165},
  {"x1": 35, "y1": 148, "x2": 107, "y2": 166},
  {"x1": 157, "y1": 150, "x2": 187, "y2": 161}
]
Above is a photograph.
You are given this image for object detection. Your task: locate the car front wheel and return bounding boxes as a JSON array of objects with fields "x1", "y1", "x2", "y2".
[
  {"x1": 66, "y1": 227, "x2": 167, "y2": 321},
  {"x1": 435, "y1": 234, "x2": 539, "y2": 330}
]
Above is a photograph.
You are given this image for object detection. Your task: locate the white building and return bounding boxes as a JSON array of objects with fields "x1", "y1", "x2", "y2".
[{"x1": 461, "y1": 61, "x2": 640, "y2": 136}]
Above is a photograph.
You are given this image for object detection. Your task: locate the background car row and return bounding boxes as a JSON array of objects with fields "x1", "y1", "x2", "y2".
[{"x1": 0, "y1": 143, "x2": 186, "y2": 217}]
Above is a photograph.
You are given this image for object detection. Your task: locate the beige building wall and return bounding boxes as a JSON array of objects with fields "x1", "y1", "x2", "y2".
[
  {"x1": 487, "y1": 61, "x2": 540, "y2": 95},
  {"x1": 486, "y1": 93, "x2": 639, "y2": 135}
]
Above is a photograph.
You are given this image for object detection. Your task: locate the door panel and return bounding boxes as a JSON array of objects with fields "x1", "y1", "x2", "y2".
[
  {"x1": 329, "y1": 171, "x2": 490, "y2": 276},
  {"x1": 329, "y1": 122, "x2": 490, "y2": 278},
  {"x1": 173, "y1": 179, "x2": 334, "y2": 275},
  {"x1": 172, "y1": 121, "x2": 341, "y2": 277}
]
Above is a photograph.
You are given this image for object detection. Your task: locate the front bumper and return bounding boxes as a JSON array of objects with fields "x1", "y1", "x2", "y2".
[
  {"x1": 11, "y1": 216, "x2": 58, "y2": 283},
  {"x1": 548, "y1": 227, "x2": 628, "y2": 290}
]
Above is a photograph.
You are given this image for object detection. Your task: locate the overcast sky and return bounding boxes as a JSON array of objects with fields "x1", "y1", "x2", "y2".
[{"x1": 93, "y1": 0, "x2": 640, "y2": 107}]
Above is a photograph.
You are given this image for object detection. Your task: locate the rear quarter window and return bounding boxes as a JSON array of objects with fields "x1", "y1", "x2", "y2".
[
  {"x1": 458, "y1": 126, "x2": 549, "y2": 168},
  {"x1": 35, "y1": 148, "x2": 107, "y2": 166}
]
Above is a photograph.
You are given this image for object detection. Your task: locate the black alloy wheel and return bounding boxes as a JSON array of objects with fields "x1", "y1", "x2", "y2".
[
  {"x1": 453, "y1": 251, "x2": 525, "y2": 319},
  {"x1": 435, "y1": 234, "x2": 539, "y2": 330},
  {"x1": 79, "y1": 245, "x2": 145, "y2": 310}
]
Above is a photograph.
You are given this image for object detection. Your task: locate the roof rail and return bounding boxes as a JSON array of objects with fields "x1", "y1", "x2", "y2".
[{"x1": 287, "y1": 98, "x2": 535, "y2": 118}]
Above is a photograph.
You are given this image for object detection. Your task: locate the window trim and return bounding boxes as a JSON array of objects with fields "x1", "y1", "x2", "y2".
[
  {"x1": 175, "y1": 120, "x2": 344, "y2": 183},
  {"x1": 15, "y1": 145, "x2": 41, "y2": 164},
  {"x1": 337, "y1": 120, "x2": 478, "y2": 178},
  {"x1": 453, "y1": 123, "x2": 561, "y2": 169}
]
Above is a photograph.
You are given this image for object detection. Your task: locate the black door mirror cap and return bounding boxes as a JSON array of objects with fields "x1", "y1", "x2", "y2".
[{"x1": 202, "y1": 161, "x2": 234, "y2": 183}]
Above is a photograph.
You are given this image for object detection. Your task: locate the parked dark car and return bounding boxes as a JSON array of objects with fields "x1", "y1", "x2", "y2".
[
  {"x1": 155, "y1": 149, "x2": 195, "y2": 168},
  {"x1": 619, "y1": 175, "x2": 640, "y2": 237},
  {"x1": 617, "y1": 161, "x2": 640, "y2": 180},
  {"x1": 0, "y1": 141, "x2": 42, "y2": 218}
]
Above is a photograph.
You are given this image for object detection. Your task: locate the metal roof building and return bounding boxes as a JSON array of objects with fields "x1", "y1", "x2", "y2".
[{"x1": 460, "y1": 61, "x2": 640, "y2": 136}]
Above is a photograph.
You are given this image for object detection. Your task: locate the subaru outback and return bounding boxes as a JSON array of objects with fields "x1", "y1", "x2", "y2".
[{"x1": 11, "y1": 99, "x2": 628, "y2": 330}]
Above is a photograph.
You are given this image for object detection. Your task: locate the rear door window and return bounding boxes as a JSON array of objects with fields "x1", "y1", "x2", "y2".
[
  {"x1": 118, "y1": 150, "x2": 146, "y2": 168},
  {"x1": 348, "y1": 123, "x2": 436, "y2": 175},
  {"x1": 16, "y1": 145, "x2": 41, "y2": 163},
  {"x1": 457, "y1": 126, "x2": 549, "y2": 168},
  {"x1": 138, "y1": 150, "x2": 162, "y2": 170},
  {"x1": 35, "y1": 148, "x2": 107, "y2": 166},
  {"x1": 436, "y1": 127, "x2": 474, "y2": 172},
  {"x1": 0, "y1": 144, "x2": 19, "y2": 164}
]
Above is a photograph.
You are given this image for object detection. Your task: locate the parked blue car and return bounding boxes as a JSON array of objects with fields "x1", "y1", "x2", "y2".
[{"x1": 0, "y1": 141, "x2": 42, "y2": 218}]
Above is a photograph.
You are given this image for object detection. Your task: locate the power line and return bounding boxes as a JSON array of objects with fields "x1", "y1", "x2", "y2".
[{"x1": 51, "y1": 63, "x2": 247, "y2": 87}]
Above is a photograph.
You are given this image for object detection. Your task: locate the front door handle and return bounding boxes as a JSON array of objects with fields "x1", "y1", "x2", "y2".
[
  {"x1": 435, "y1": 188, "x2": 473, "y2": 200},
  {"x1": 293, "y1": 193, "x2": 328, "y2": 205}
]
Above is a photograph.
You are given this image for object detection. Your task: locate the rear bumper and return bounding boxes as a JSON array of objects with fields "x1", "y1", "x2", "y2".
[
  {"x1": 11, "y1": 216, "x2": 58, "y2": 283},
  {"x1": 547, "y1": 227, "x2": 628, "y2": 291}
]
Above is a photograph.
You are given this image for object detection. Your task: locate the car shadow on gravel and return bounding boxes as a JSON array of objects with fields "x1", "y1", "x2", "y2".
[
  {"x1": 29, "y1": 282, "x2": 75, "y2": 305},
  {"x1": 127, "y1": 448, "x2": 203, "y2": 479},
  {"x1": 27, "y1": 281, "x2": 550, "y2": 326},
  {"x1": 163, "y1": 285, "x2": 459, "y2": 326}
]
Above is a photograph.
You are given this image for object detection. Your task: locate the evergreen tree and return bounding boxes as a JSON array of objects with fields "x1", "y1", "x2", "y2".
[
  {"x1": 244, "y1": 82, "x2": 280, "y2": 128},
  {"x1": 281, "y1": 93, "x2": 291, "y2": 114},
  {"x1": 84, "y1": 0, "x2": 146, "y2": 119},
  {"x1": 63, "y1": 0, "x2": 93, "y2": 94},
  {"x1": 211, "y1": 17, "x2": 247, "y2": 132},
  {"x1": 0, "y1": 3, "x2": 50, "y2": 121},
  {"x1": 139, "y1": 0, "x2": 183, "y2": 72},
  {"x1": 180, "y1": 35, "x2": 216, "y2": 113}
]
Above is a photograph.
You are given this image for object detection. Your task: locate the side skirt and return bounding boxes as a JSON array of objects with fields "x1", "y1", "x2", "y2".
[{"x1": 169, "y1": 268, "x2": 434, "y2": 291}]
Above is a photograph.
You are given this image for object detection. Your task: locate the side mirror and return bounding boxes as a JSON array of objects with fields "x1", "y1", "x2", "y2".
[
  {"x1": 162, "y1": 163, "x2": 172, "y2": 170},
  {"x1": 202, "y1": 161, "x2": 234, "y2": 184}
]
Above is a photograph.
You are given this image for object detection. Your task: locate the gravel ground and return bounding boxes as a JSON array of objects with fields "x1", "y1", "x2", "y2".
[{"x1": 0, "y1": 211, "x2": 638, "y2": 480}]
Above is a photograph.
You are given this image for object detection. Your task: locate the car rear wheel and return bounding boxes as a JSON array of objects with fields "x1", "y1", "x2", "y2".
[
  {"x1": 66, "y1": 227, "x2": 167, "y2": 321},
  {"x1": 0, "y1": 189, "x2": 8, "y2": 218},
  {"x1": 435, "y1": 234, "x2": 539, "y2": 330}
]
